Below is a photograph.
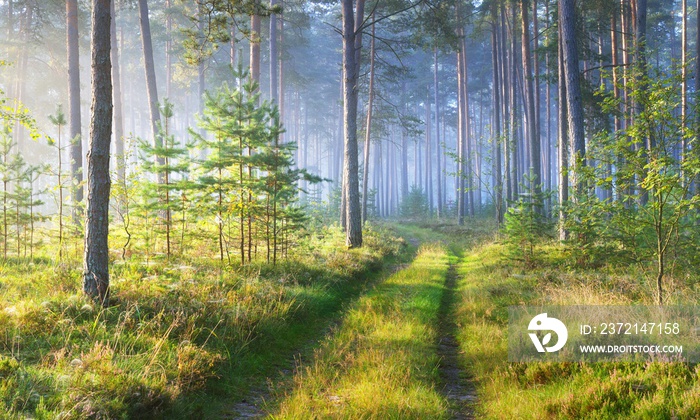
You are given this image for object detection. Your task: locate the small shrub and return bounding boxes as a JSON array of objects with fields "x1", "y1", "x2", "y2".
[
  {"x1": 503, "y1": 184, "x2": 551, "y2": 267},
  {"x1": 176, "y1": 342, "x2": 223, "y2": 392},
  {"x1": 400, "y1": 186, "x2": 429, "y2": 220}
]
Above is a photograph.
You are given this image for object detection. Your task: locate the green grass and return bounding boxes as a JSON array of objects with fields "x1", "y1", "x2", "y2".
[
  {"x1": 272, "y1": 243, "x2": 452, "y2": 419},
  {"x1": 453, "y1": 236, "x2": 700, "y2": 419},
  {"x1": 8, "y1": 216, "x2": 699, "y2": 419},
  {"x1": 0, "y1": 223, "x2": 407, "y2": 419}
]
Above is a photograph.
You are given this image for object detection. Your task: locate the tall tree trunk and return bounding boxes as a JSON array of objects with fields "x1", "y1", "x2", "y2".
[
  {"x1": 435, "y1": 47, "x2": 443, "y2": 218},
  {"x1": 83, "y1": 0, "x2": 112, "y2": 305},
  {"x1": 695, "y1": 0, "x2": 700, "y2": 197},
  {"x1": 269, "y1": 0, "x2": 279, "y2": 260},
  {"x1": 250, "y1": 0, "x2": 261, "y2": 86},
  {"x1": 7, "y1": 0, "x2": 12, "y2": 40},
  {"x1": 341, "y1": 0, "x2": 364, "y2": 247},
  {"x1": 138, "y1": 0, "x2": 162, "y2": 154},
  {"x1": 636, "y1": 0, "x2": 650, "y2": 205},
  {"x1": 67, "y1": 0, "x2": 83, "y2": 215},
  {"x1": 533, "y1": 0, "x2": 541, "y2": 185},
  {"x1": 361, "y1": 13, "x2": 375, "y2": 223},
  {"x1": 249, "y1": 0, "x2": 262, "y2": 92},
  {"x1": 302, "y1": 105, "x2": 308, "y2": 198},
  {"x1": 165, "y1": 0, "x2": 172, "y2": 98},
  {"x1": 681, "y1": 0, "x2": 687, "y2": 174},
  {"x1": 110, "y1": 0, "x2": 125, "y2": 183},
  {"x1": 425, "y1": 90, "x2": 433, "y2": 215},
  {"x1": 476, "y1": 92, "x2": 484, "y2": 210},
  {"x1": 279, "y1": 12, "x2": 285, "y2": 140},
  {"x1": 559, "y1": 0, "x2": 585, "y2": 199},
  {"x1": 197, "y1": 2, "x2": 206, "y2": 133},
  {"x1": 401, "y1": 80, "x2": 409, "y2": 199},
  {"x1": 545, "y1": 0, "x2": 552, "y2": 211},
  {"x1": 231, "y1": 25, "x2": 237, "y2": 68},
  {"x1": 611, "y1": 10, "x2": 624, "y2": 202},
  {"x1": 270, "y1": 0, "x2": 278, "y2": 102},
  {"x1": 491, "y1": 6, "x2": 503, "y2": 225},
  {"x1": 462, "y1": 33, "x2": 474, "y2": 218},
  {"x1": 456, "y1": 48, "x2": 465, "y2": 225},
  {"x1": 417, "y1": 137, "x2": 422, "y2": 189},
  {"x1": 522, "y1": 0, "x2": 541, "y2": 204},
  {"x1": 442, "y1": 118, "x2": 448, "y2": 208},
  {"x1": 558, "y1": 22, "x2": 569, "y2": 241},
  {"x1": 620, "y1": 0, "x2": 629, "y2": 129},
  {"x1": 500, "y1": 3, "x2": 512, "y2": 203},
  {"x1": 13, "y1": 3, "x2": 32, "y2": 152},
  {"x1": 509, "y1": 2, "x2": 519, "y2": 200},
  {"x1": 376, "y1": 141, "x2": 382, "y2": 216}
]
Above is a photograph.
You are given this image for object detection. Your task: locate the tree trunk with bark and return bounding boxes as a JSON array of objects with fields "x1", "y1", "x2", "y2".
[
  {"x1": 165, "y1": 0, "x2": 172, "y2": 98},
  {"x1": 558, "y1": 22, "x2": 569, "y2": 241},
  {"x1": 681, "y1": 0, "x2": 687, "y2": 171},
  {"x1": 521, "y1": 0, "x2": 541, "y2": 204},
  {"x1": 401, "y1": 80, "x2": 409, "y2": 199},
  {"x1": 425, "y1": 89, "x2": 432, "y2": 214},
  {"x1": 270, "y1": 0, "x2": 278, "y2": 103},
  {"x1": 341, "y1": 0, "x2": 364, "y2": 247},
  {"x1": 138, "y1": 0, "x2": 162, "y2": 154},
  {"x1": 491, "y1": 4, "x2": 503, "y2": 225},
  {"x1": 509, "y1": 2, "x2": 519, "y2": 200},
  {"x1": 695, "y1": 0, "x2": 700, "y2": 197},
  {"x1": 361, "y1": 14, "x2": 375, "y2": 223},
  {"x1": 559, "y1": 0, "x2": 585, "y2": 199},
  {"x1": 636, "y1": 0, "x2": 650, "y2": 205},
  {"x1": 67, "y1": 0, "x2": 83, "y2": 213},
  {"x1": 250, "y1": 0, "x2": 261, "y2": 86},
  {"x1": 434, "y1": 47, "x2": 442, "y2": 218},
  {"x1": 110, "y1": 0, "x2": 125, "y2": 182},
  {"x1": 83, "y1": 0, "x2": 113, "y2": 305},
  {"x1": 462, "y1": 32, "x2": 474, "y2": 218},
  {"x1": 456, "y1": 47, "x2": 465, "y2": 225},
  {"x1": 499, "y1": 4, "x2": 511, "y2": 204}
]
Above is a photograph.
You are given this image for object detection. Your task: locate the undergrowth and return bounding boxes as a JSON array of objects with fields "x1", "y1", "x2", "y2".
[
  {"x1": 0, "y1": 223, "x2": 404, "y2": 419},
  {"x1": 454, "y1": 236, "x2": 700, "y2": 419}
]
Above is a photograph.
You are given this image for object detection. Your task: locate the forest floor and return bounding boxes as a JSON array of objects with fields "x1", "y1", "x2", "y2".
[
  {"x1": 0, "y1": 225, "x2": 407, "y2": 419},
  {"x1": 4, "y1": 221, "x2": 700, "y2": 418},
  {"x1": 229, "y1": 221, "x2": 700, "y2": 419},
  {"x1": 223, "y1": 223, "x2": 486, "y2": 419},
  {"x1": 451, "y1": 230, "x2": 700, "y2": 419}
]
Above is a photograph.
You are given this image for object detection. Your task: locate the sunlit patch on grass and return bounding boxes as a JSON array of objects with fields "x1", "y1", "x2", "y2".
[{"x1": 453, "y1": 238, "x2": 700, "y2": 419}]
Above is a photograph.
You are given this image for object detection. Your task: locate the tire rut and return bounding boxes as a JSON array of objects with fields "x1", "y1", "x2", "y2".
[
  {"x1": 224, "y1": 258, "x2": 415, "y2": 419},
  {"x1": 436, "y1": 259, "x2": 478, "y2": 419}
]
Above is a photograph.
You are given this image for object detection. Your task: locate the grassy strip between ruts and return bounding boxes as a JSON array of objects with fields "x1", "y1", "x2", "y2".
[
  {"x1": 454, "y1": 240, "x2": 700, "y2": 419},
  {"x1": 272, "y1": 243, "x2": 451, "y2": 419}
]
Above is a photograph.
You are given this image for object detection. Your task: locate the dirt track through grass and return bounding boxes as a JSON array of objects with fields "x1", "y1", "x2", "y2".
[
  {"x1": 270, "y1": 243, "x2": 453, "y2": 418},
  {"x1": 224, "y1": 225, "x2": 485, "y2": 419},
  {"x1": 436, "y1": 257, "x2": 477, "y2": 419}
]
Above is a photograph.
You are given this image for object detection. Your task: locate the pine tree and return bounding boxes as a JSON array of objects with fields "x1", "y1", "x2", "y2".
[
  {"x1": 138, "y1": 99, "x2": 189, "y2": 259},
  {"x1": 22, "y1": 164, "x2": 45, "y2": 260},
  {"x1": 48, "y1": 105, "x2": 68, "y2": 260},
  {"x1": 256, "y1": 107, "x2": 320, "y2": 264},
  {"x1": 0, "y1": 126, "x2": 22, "y2": 260},
  {"x1": 192, "y1": 69, "x2": 259, "y2": 264}
]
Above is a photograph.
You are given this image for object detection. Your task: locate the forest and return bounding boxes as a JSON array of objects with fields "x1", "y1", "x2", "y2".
[{"x1": 1, "y1": 0, "x2": 700, "y2": 418}]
